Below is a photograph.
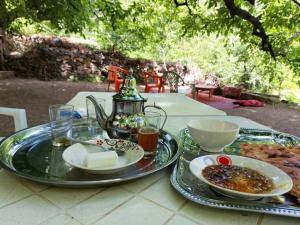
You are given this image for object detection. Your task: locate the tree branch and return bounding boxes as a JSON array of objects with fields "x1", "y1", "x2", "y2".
[
  {"x1": 223, "y1": 0, "x2": 275, "y2": 59},
  {"x1": 245, "y1": 0, "x2": 255, "y2": 5},
  {"x1": 288, "y1": 31, "x2": 300, "y2": 44},
  {"x1": 173, "y1": 0, "x2": 192, "y2": 15},
  {"x1": 292, "y1": 0, "x2": 300, "y2": 7},
  {"x1": 174, "y1": 0, "x2": 188, "y2": 7}
]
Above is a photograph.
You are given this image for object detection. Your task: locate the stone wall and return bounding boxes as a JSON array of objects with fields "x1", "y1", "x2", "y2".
[{"x1": 4, "y1": 36, "x2": 189, "y2": 82}]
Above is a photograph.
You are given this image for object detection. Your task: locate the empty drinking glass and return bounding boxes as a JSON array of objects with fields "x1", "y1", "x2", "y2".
[{"x1": 49, "y1": 104, "x2": 74, "y2": 147}]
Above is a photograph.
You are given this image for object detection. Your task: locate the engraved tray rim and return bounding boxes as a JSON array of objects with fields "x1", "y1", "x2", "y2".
[
  {"x1": 0, "y1": 123, "x2": 181, "y2": 188},
  {"x1": 170, "y1": 128, "x2": 300, "y2": 218},
  {"x1": 170, "y1": 165, "x2": 300, "y2": 218}
]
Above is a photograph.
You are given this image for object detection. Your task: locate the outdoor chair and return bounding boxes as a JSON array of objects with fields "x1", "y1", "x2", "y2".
[
  {"x1": 107, "y1": 65, "x2": 128, "y2": 92},
  {"x1": 162, "y1": 71, "x2": 186, "y2": 93},
  {"x1": 0, "y1": 107, "x2": 28, "y2": 140},
  {"x1": 143, "y1": 71, "x2": 165, "y2": 93}
]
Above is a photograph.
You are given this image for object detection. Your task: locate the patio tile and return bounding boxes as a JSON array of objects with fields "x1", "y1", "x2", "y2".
[
  {"x1": 261, "y1": 214, "x2": 300, "y2": 225},
  {"x1": 0, "y1": 195, "x2": 59, "y2": 225},
  {"x1": 40, "y1": 187, "x2": 102, "y2": 209},
  {"x1": 120, "y1": 170, "x2": 166, "y2": 193},
  {"x1": 39, "y1": 214, "x2": 82, "y2": 225},
  {"x1": 67, "y1": 187, "x2": 132, "y2": 224},
  {"x1": 93, "y1": 196, "x2": 173, "y2": 225},
  {"x1": 0, "y1": 170, "x2": 32, "y2": 208},
  {"x1": 166, "y1": 215, "x2": 198, "y2": 225},
  {"x1": 180, "y1": 202, "x2": 259, "y2": 225},
  {"x1": 140, "y1": 176, "x2": 186, "y2": 211},
  {"x1": 21, "y1": 179, "x2": 49, "y2": 193}
]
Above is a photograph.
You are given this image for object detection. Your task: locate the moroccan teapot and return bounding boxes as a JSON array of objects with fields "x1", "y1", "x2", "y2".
[{"x1": 86, "y1": 70, "x2": 166, "y2": 139}]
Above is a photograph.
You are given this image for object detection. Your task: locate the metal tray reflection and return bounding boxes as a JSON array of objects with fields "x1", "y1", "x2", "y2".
[
  {"x1": 0, "y1": 123, "x2": 180, "y2": 187},
  {"x1": 170, "y1": 128, "x2": 300, "y2": 218}
]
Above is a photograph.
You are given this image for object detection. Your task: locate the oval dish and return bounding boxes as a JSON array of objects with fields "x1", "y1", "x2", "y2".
[{"x1": 189, "y1": 154, "x2": 293, "y2": 200}]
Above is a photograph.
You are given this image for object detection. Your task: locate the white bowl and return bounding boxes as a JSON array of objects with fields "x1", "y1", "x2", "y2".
[
  {"x1": 187, "y1": 119, "x2": 239, "y2": 152},
  {"x1": 189, "y1": 154, "x2": 293, "y2": 200}
]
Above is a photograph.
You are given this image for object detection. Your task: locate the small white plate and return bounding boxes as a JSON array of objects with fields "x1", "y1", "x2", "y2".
[
  {"x1": 63, "y1": 139, "x2": 144, "y2": 174},
  {"x1": 189, "y1": 154, "x2": 293, "y2": 200}
]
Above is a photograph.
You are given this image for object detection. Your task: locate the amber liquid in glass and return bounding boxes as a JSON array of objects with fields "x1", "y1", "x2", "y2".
[{"x1": 138, "y1": 127, "x2": 159, "y2": 156}]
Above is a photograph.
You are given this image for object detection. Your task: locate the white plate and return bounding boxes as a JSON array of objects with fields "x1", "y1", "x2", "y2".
[
  {"x1": 189, "y1": 154, "x2": 293, "y2": 200},
  {"x1": 63, "y1": 139, "x2": 144, "y2": 174}
]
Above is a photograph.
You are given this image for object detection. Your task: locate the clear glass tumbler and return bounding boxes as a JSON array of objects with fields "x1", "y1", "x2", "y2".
[
  {"x1": 49, "y1": 104, "x2": 74, "y2": 147},
  {"x1": 138, "y1": 111, "x2": 161, "y2": 156}
]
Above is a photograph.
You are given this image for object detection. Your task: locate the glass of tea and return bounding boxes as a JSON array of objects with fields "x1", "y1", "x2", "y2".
[
  {"x1": 49, "y1": 104, "x2": 74, "y2": 147},
  {"x1": 138, "y1": 111, "x2": 161, "y2": 157}
]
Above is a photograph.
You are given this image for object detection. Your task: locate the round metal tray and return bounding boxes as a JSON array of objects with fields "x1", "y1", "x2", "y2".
[
  {"x1": 170, "y1": 128, "x2": 300, "y2": 218},
  {"x1": 0, "y1": 123, "x2": 180, "y2": 187}
]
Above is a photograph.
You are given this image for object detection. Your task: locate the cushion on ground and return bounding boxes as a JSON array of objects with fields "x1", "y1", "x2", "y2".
[{"x1": 233, "y1": 100, "x2": 265, "y2": 107}]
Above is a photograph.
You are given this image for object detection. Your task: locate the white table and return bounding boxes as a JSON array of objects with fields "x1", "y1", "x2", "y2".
[
  {"x1": 164, "y1": 116, "x2": 271, "y2": 136},
  {"x1": 0, "y1": 93, "x2": 298, "y2": 225},
  {"x1": 67, "y1": 92, "x2": 226, "y2": 117}
]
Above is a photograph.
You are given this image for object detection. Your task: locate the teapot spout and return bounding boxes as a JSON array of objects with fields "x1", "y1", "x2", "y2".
[{"x1": 86, "y1": 95, "x2": 108, "y2": 131}]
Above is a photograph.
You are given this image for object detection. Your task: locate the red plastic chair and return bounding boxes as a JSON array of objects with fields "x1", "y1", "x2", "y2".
[
  {"x1": 143, "y1": 71, "x2": 165, "y2": 93},
  {"x1": 107, "y1": 65, "x2": 128, "y2": 92}
]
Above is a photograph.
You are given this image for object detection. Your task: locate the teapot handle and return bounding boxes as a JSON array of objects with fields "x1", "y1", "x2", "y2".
[{"x1": 144, "y1": 103, "x2": 167, "y2": 131}]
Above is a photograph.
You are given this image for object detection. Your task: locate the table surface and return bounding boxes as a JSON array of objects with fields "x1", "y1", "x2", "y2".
[
  {"x1": 0, "y1": 93, "x2": 299, "y2": 225},
  {"x1": 67, "y1": 92, "x2": 226, "y2": 117}
]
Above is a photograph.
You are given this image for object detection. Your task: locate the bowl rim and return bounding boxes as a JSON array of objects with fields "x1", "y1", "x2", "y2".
[
  {"x1": 189, "y1": 154, "x2": 293, "y2": 198},
  {"x1": 187, "y1": 119, "x2": 240, "y2": 133}
]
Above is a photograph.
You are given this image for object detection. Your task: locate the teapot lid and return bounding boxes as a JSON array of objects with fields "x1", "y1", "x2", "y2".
[{"x1": 113, "y1": 69, "x2": 146, "y2": 102}]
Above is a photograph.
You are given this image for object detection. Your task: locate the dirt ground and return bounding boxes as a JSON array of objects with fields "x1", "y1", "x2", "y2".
[{"x1": 0, "y1": 78, "x2": 300, "y2": 137}]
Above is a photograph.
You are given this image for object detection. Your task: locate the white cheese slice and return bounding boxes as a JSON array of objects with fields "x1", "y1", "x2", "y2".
[{"x1": 86, "y1": 151, "x2": 118, "y2": 168}]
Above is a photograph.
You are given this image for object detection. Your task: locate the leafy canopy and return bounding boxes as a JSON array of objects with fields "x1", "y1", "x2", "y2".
[
  {"x1": 2, "y1": 0, "x2": 299, "y2": 61},
  {"x1": 0, "y1": 0, "x2": 91, "y2": 33},
  {"x1": 1, "y1": 0, "x2": 300, "y2": 101}
]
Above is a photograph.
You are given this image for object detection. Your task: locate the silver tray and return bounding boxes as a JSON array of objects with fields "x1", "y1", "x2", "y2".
[
  {"x1": 0, "y1": 123, "x2": 180, "y2": 188},
  {"x1": 170, "y1": 128, "x2": 300, "y2": 218}
]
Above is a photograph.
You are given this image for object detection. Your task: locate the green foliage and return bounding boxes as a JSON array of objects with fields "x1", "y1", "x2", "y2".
[
  {"x1": 2, "y1": 0, "x2": 300, "y2": 103},
  {"x1": 85, "y1": 74, "x2": 103, "y2": 83},
  {"x1": 1, "y1": 0, "x2": 91, "y2": 33}
]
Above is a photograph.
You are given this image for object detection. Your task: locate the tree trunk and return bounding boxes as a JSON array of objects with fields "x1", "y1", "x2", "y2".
[{"x1": 0, "y1": 27, "x2": 6, "y2": 70}]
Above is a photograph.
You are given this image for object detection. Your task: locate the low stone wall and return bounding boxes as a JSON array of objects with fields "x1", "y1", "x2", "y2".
[
  {"x1": 4, "y1": 36, "x2": 188, "y2": 82},
  {"x1": 0, "y1": 71, "x2": 14, "y2": 79}
]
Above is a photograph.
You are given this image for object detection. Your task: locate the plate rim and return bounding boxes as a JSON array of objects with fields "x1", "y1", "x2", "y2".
[
  {"x1": 170, "y1": 164, "x2": 300, "y2": 218},
  {"x1": 189, "y1": 154, "x2": 293, "y2": 198},
  {"x1": 62, "y1": 141, "x2": 144, "y2": 172}
]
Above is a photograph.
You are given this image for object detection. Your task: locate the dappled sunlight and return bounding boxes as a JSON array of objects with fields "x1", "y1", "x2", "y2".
[
  {"x1": 146, "y1": 99, "x2": 176, "y2": 108},
  {"x1": 289, "y1": 114, "x2": 300, "y2": 122},
  {"x1": 289, "y1": 118, "x2": 300, "y2": 122},
  {"x1": 153, "y1": 102, "x2": 175, "y2": 107}
]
